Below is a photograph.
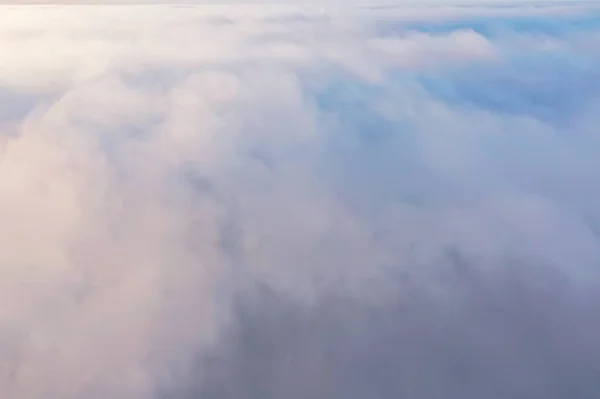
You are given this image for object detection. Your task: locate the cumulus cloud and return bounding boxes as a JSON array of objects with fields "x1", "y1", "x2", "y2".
[{"x1": 1, "y1": 3, "x2": 600, "y2": 399}]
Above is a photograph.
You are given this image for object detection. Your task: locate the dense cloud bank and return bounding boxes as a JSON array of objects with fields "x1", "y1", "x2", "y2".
[{"x1": 1, "y1": 3, "x2": 600, "y2": 398}]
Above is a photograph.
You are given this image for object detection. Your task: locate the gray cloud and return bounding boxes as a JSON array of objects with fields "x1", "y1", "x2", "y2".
[
  {"x1": 1, "y1": 3, "x2": 600, "y2": 399},
  {"x1": 183, "y1": 261, "x2": 600, "y2": 399}
]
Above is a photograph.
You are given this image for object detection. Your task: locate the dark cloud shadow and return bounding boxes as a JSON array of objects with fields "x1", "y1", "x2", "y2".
[{"x1": 169, "y1": 253, "x2": 600, "y2": 399}]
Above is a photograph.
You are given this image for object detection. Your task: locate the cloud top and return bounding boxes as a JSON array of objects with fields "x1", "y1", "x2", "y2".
[{"x1": 1, "y1": 3, "x2": 600, "y2": 399}]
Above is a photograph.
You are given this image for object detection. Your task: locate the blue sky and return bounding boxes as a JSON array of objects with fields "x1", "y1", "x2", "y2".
[{"x1": 1, "y1": 2, "x2": 600, "y2": 398}]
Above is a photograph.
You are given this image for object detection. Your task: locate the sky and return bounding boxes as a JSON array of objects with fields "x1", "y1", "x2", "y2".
[{"x1": 1, "y1": 2, "x2": 600, "y2": 399}]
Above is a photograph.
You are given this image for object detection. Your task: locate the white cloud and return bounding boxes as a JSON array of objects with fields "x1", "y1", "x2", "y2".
[
  {"x1": 0, "y1": 4, "x2": 502, "y2": 90},
  {"x1": 1, "y1": 3, "x2": 600, "y2": 399}
]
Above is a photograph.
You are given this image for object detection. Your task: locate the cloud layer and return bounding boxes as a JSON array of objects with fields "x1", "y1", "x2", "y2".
[{"x1": 1, "y1": 3, "x2": 600, "y2": 398}]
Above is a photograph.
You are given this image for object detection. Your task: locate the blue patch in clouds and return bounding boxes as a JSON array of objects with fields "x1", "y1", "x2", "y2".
[
  {"x1": 376, "y1": 12, "x2": 600, "y2": 40},
  {"x1": 416, "y1": 52, "x2": 600, "y2": 124}
]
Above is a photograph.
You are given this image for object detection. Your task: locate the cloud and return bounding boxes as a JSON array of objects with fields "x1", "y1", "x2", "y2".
[{"x1": 1, "y1": 3, "x2": 600, "y2": 399}]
